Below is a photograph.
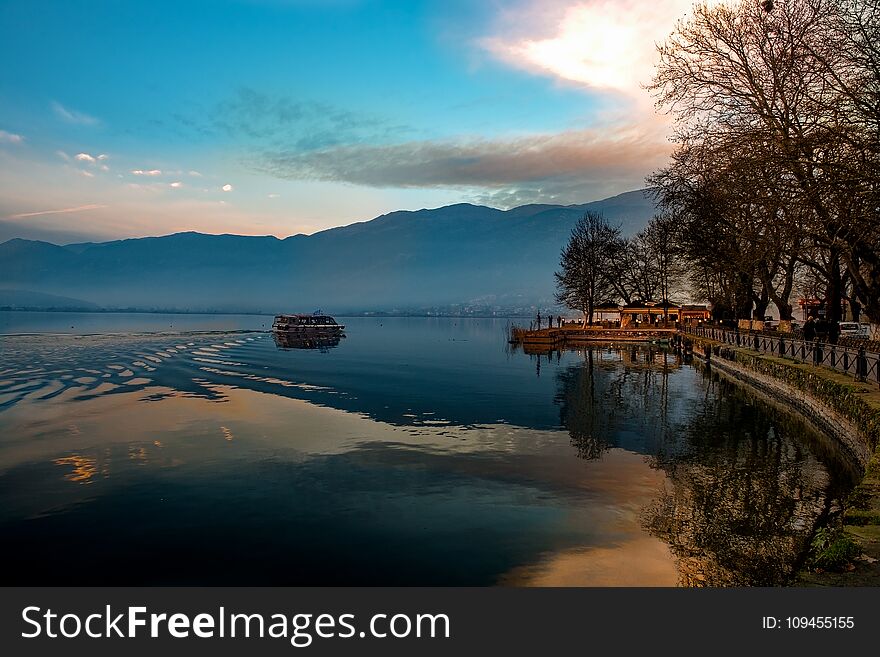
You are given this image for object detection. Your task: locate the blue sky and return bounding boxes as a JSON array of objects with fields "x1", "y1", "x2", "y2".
[{"x1": 0, "y1": 0, "x2": 696, "y2": 242}]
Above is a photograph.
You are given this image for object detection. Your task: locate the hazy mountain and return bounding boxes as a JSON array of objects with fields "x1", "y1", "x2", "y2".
[
  {"x1": 0, "y1": 288, "x2": 99, "y2": 310},
  {"x1": 0, "y1": 189, "x2": 657, "y2": 313}
]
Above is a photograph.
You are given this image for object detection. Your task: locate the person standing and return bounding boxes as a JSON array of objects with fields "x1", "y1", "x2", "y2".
[
  {"x1": 803, "y1": 316, "x2": 816, "y2": 342},
  {"x1": 536, "y1": 312, "x2": 542, "y2": 330}
]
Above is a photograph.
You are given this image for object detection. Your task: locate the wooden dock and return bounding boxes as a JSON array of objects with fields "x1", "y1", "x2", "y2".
[{"x1": 512, "y1": 325, "x2": 679, "y2": 350}]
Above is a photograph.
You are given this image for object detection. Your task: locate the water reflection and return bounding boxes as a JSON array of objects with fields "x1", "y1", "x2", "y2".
[
  {"x1": 548, "y1": 345, "x2": 855, "y2": 586},
  {"x1": 641, "y1": 376, "x2": 847, "y2": 586},
  {"x1": 554, "y1": 347, "x2": 681, "y2": 459},
  {"x1": 273, "y1": 332, "x2": 343, "y2": 351},
  {"x1": 0, "y1": 316, "x2": 859, "y2": 586}
]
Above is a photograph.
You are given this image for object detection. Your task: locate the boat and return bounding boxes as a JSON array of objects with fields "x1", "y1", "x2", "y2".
[{"x1": 272, "y1": 312, "x2": 345, "y2": 336}]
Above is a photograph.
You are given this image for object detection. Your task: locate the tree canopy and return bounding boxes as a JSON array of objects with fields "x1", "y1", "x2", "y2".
[{"x1": 649, "y1": 0, "x2": 880, "y2": 323}]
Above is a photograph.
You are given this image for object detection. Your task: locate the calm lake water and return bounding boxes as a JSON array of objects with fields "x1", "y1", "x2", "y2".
[{"x1": 0, "y1": 312, "x2": 858, "y2": 586}]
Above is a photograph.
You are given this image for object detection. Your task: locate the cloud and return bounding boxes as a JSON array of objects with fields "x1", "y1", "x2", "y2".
[
  {"x1": 131, "y1": 169, "x2": 163, "y2": 176},
  {"x1": 67, "y1": 152, "x2": 109, "y2": 174},
  {"x1": 170, "y1": 181, "x2": 183, "y2": 188},
  {"x1": 0, "y1": 130, "x2": 24, "y2": 144},
  {"x1": 172, "y1": 87, "x2": 410, "y2": 152},
  {"x1": 221, "y1": 184, "x2": 233, "y2": 192},
  {"x1": 267, "y1": 193, "x2": 280, "y2": 198},
  {"x1": 252, "y1": 126, "x2": 670, "y2": 204},
  {"x1": 51, "y1": 101, "x2": 100, "y2": 126},
  {"x1": 7, "y1": 204, "x2": 106, "y2": 220},
  {"x1": 480, "y1": 1, "x2": 710, "y2": 97}
]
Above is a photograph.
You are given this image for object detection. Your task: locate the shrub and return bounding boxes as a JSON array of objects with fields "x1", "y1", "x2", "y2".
[{"x1": 809, "y1": 527, "x2": 861, "y2": 571}]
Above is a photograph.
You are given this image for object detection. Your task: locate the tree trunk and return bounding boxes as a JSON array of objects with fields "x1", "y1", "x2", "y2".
[
  {"x1": 736, "y1": 273, "x2": 754, "y2": 320},
  {"x1": 846, "y1": 246, "x2": 880, "y2": 323},
  {"x1": 826, "y1": 249, "x2": 844, "y2": 324},
  {"x1": 753, "y1": 284, "x2": 770, "y2": 321},
  {"x1": 766, "y1": 253, "x2": 796, "y2": 321},
  {"x1": 849, "y1": 298, "x2": 861, "y2": 322}
]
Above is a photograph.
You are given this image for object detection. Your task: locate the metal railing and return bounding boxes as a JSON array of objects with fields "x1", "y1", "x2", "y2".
[{"x1": 683, "y1": 325, "x2": 880, "y2": 388}]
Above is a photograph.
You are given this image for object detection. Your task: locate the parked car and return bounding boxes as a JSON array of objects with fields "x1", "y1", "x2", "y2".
[{"x1": 838, "y1": 322, "x2": 869, "y2": 339}]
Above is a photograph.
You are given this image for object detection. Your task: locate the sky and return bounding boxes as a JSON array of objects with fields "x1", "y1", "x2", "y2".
[{"x1": 0, "y1": 0, "x2": 705, "y2": 243}]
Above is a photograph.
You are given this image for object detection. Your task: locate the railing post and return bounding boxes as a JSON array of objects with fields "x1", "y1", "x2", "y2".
[{"x1": 855, "y1": 346, "x2": 867, "y2": 383}]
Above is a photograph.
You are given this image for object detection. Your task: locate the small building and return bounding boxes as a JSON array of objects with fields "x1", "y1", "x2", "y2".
[
  {"x1": 593, "y1": 301, "x2": 622, "y2": 324},
  {"x1": 620, "y1": 300, "x2": 679, "y2": 328},
  {"x1": 679, "y1": 304, "x2": 711, "y2": 324}
]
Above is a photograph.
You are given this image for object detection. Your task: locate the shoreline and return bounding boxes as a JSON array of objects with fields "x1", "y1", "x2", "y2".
[
  {"x1": 0, "y1": 308, "x2": 552, "y2": 319},
  {"x1": 686, "y1": 332, "x2": 880, "y2": 585}
]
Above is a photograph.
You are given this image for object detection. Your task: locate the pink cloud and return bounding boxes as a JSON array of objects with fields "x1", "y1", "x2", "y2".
[{"x1": 7, "y1": 204, "x2": 106, "y2": 220}]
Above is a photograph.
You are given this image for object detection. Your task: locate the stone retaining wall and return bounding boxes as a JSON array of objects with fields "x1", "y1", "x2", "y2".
[{"x1": 689, "y1": 336, "x2": 880, "y2": 468}]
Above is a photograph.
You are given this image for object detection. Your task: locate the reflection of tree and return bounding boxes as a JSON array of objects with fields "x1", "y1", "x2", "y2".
[
  {"x1": 555, "y1": 350, "x2": 609, "y2": 459},
  {"x1": 641, "y1": 379, "x2": 834, "y2": 586},
  {"x1": 554, "y1": 349, "x2": 850, "y2": 586},
  {"x1": 554, "y1": 347, "x2": 680, "y2": 459}
]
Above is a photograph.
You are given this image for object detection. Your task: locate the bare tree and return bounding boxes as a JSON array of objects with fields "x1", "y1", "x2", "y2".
[
  {"x1": 555, "y1": 212, "x2": 622, "y2": 326},
  {"x1": 612, "y1": 235, "x2": 656, "y2": 305},
  {"x1": 642, "y1": 214, "x2": 685, "y2": 322},
  {"x1": 649, "y1": 0, "x2": 880, "y2": 323}
]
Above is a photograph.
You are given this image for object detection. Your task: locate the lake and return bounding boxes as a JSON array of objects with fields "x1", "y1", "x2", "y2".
[{"x1": 0, "y1": 312, "x2": 858, "y2": 585}]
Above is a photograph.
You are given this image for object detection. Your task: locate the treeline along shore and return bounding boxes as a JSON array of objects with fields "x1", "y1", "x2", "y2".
[{"x1": 546, "y1": 1, "x2": 878, "y2": 336}]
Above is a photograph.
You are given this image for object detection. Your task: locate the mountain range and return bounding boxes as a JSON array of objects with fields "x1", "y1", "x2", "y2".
[{"x1": 0, "y1": 189, "x2": 656, "y2": 314}]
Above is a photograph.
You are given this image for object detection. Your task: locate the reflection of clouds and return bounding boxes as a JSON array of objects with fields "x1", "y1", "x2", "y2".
[
  {"x1": 54, "y1": 454, "x2": 99, "y2": 484},
  {"x1": 491, "y1": 448, "x2": 675, "y2": 585},
  {"x1": 198, "y1": 366, "x2": 334, "y2": 392},
  {"x1": 500, "y1": 537, "x2": 677, "y2": 587},
  {"x1": 0, "y1": 332, "x2": 258, "y2": 411},
  {"x1": 3, "y1": 334, "x2": 852, "y2": 587}
]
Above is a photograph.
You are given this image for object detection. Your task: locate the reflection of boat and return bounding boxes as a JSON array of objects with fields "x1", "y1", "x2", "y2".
[
  {"x1": 273, "y1": 332, "x2": 343, "y2": 351},
  {"x1": 272, "y1": 312, "x2": 345, "y2": 335}
]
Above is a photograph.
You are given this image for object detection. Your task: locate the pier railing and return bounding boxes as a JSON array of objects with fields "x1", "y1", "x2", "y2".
[{"x1": 683, "y1": 325, "x2": 880, "y2": 388}]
